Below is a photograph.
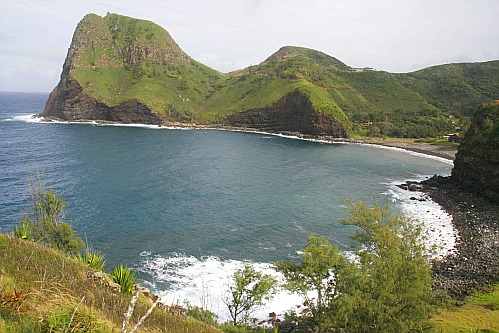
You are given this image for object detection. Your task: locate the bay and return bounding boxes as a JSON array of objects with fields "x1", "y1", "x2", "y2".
[{"x1": 0, "y1": 91, "x2": 455, "y2": 319}]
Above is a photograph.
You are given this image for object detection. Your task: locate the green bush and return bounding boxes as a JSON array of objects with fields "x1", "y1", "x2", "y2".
[
  {"x1": 276, "y1": 200, "x2": 434, "y2": 333},
  {"x1": 185, "y1": 303, "x2": 218, "y2": 326},
  {"x1": 13, "y1": 178, "x2": 84, "y2": 255}
]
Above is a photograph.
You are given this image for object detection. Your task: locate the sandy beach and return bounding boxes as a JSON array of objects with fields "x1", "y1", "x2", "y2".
[{"x1": 330, "y1": 137, "x2": 458, "y2": 161}]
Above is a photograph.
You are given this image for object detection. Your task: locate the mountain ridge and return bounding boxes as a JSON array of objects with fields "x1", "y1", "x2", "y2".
[{"x1": 43, "y1": 13, "x2": 499, "y2": 138}]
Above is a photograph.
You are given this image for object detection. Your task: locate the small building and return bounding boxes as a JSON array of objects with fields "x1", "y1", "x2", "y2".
[{"x1": 447, "y1": 133, "x2": 460, "y2": 143}]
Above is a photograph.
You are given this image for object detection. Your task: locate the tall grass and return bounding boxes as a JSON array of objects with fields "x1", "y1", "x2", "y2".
[{"x1": 0, "y1": 233, "x2": 222, "y2": 333}]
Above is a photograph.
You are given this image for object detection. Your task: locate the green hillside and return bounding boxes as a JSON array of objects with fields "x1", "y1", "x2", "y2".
[
  {"x1": 66, "y1": 13, "x2": 227, "y2": 121},
  {"x1": 45, "y1": 13, "x2": 499, "y2": 138},
  {"x1": 397, "y1": 61, "x2": 499, "y2": 117}
]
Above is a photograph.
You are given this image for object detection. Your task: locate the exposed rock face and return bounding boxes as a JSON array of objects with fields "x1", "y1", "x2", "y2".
[
  {"x1": 397, "y1": 104, "x2": 499, "y2": 298},
  {"x1": 450, "y1": 103, "x2": 499, "y2": 202},
  {"x1": 44, "y1": 75, "x2": 162, "y2": 124},
  {"x1": 226, "y1": 90, "x2": 348, "y2": 137}
]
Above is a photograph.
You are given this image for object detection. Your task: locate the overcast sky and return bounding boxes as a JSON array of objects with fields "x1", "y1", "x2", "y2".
[{"x1": 0, "y1": 0, "x2": 498, "y2": 92}]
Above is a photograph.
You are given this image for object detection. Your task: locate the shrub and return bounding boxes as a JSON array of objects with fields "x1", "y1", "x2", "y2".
[
  {"x1": 13, "y1": 176, "x2": 84, "y2": 255},
  {"x1": 276, "y1": 200, "x2": 434, "y2": 333},
  {"x1": 224, "y1": 264, "x2": 276, "y2": 326}
]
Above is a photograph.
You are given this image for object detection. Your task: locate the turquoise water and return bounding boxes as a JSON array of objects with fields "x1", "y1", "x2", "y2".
[{"x1": 0, "y1": 92, "x2": 453, "y2": 315}]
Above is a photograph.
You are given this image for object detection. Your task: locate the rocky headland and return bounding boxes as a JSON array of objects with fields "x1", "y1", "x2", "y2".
[
  {"x1": 400, "y1": 103, "x2": 499, "y2": 299},
  {"x1": 42, "y1": 13, "x2": 499, "y2": 140}
]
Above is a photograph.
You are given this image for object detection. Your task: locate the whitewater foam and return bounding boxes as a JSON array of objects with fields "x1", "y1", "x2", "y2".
[
  {"x1": 10, "y1": 114, "x2": 44, "y2": 123},
  {"x1": 386, "y1": 178, "x2": 458, "y2": 258},
  {"x1": 136, "y1": 253, "x2": 303, "y2": 324},
  {"x1": 133, "y1": 174, "x2": 459, "y2": 325}
]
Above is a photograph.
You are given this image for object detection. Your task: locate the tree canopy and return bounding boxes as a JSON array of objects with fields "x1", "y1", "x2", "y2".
[{"x1": 276, "y1": 200, "x2": 434, "y2": 333}]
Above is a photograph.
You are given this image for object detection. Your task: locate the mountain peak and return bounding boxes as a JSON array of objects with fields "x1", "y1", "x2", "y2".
[
  {"x1": 64, "y1": 13, "x2": 189, "y2": 71},
  {"x1": 263, "y1": 46, "x2": 347, "y2": 69},
  {"x1": 104, "y1": 13, "x2": 189, "y2": 66},
  {"x1": 44, "y1": 13, "x2": 498, "y2": 140}
]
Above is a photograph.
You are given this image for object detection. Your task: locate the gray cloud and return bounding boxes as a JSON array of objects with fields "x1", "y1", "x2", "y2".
[{"x1": 1, "y1": 0, "x2": 497, "y2": 92}]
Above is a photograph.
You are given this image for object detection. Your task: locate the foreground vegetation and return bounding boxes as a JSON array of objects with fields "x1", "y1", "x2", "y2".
[
  {"x1": 430, "y1": 285, "x2": 499, "y2": 333},
  {"x1": 2, "y1": 182, "x2": 498, "y2": 332},
  {"x1": 0, "y1": 233, "x2": 223, "y2": 333}
]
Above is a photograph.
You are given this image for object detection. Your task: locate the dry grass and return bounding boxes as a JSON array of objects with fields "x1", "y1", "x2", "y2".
[{"x1": 0, "y1": 233, "x2": 221, "y2": 333}]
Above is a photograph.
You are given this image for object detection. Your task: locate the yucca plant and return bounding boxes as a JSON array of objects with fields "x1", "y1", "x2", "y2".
[
  {"x1": 111, "y1": 264, "x2": 136, "y2": 295},
  {"x1": 75, "y1": 249, "x2": 107, "y2": 271},
  {"x1": 13, "y1": 218, "x2": 33, "y2": 241}
]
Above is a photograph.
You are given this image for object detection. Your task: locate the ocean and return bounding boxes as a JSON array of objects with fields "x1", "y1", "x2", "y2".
[{"x1": 0, "y1": 91, "x2": 457, "y2": 321}]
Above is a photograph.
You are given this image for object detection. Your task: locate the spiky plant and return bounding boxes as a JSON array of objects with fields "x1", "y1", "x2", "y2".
[
  {"x1": 111, "y1": 264, "x2": 136, "y2": 295},
  {"x1": 75, "y1": 250, "x2": 107, "y2": 271}
]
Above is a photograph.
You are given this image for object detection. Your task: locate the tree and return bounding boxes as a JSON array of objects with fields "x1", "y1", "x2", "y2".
[
  {"x1": 224, "y1": 263, "x2": 276, "y2": 326},
  {"x1": 334, "y1": 200, "x2": 434, "y2": 333},
  {"x1": 276, "y1": 200, "x2": 434, "y2": 333},
  {"x1": 275, "y1": 235, "x2": 351, "y2": 331},
  {"x1": 13, "y1": 175, "x2": 85, "y2": 255}
]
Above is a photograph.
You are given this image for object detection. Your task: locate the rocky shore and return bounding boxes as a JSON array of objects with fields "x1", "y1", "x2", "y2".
[{"x1": 400, "y1": 176, "x2": 499, "y2": 299}]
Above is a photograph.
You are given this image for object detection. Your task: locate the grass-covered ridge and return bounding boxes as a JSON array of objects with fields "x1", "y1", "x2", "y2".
[
  {"x1": 430, "y1": 285, "x2": 499, "y2": 333},
  {"x1": 49, "y1": 13, "x2": 499, "y2": 138}
]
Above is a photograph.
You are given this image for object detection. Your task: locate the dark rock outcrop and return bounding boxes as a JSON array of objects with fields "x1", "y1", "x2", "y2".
[
  {"x1": 226, "y1": 90, "x2": 348, "y2": 137},
  {"x1": 44, "y1": 75, "x2": 162, "y2": 124},
  {"x1": 450, "y1": 103, "x2": 499, "y2": 202},
  {"x1": 414, "y1": 175, "x2": 499, "y2": 299}
]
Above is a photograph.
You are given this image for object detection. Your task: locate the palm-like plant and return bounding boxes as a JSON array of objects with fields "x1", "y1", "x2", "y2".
[
  {"x1": 75, "y1": 250, "x2": 107, "y2": 271},
  {"x1": 111, "y1": 264, "x2": 136, "y2": 295}
]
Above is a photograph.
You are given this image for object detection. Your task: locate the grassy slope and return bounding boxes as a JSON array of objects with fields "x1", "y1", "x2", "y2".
[
  {"x1": 0, "y1": 234, "x2": 220, "y2": 333},
  {"x1": 201, "y1": 47, "x2": 360, "y2": 130},
  {"x1": 430, "y1": 285, "x2": 499, "y2": 333},
  {"x1": 63, "y1": 14, "x2": 499, "y2": 137},
  {"x1": 69, "y1": 13, "x2": 227, "y2": 120},
  {"x1": 397, "y1": 61, "x2": 499, "y2": 117}
]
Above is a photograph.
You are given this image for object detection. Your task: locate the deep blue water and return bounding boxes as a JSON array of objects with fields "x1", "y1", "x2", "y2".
[{"x1": 0, "y1": 91, "x2": 452, "y2": 296}]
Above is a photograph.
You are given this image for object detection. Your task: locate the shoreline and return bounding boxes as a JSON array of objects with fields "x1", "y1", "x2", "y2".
[
  {"x1": 400, "y1": 176, "x2": 499, "y2": 299},
  {"x1": 36, "y1": 116, "x2": 458, "y2": 161},
  {"x1": 33, "y1": 115, "x2": 496, "y2": 300},
  {"x1": 330, "y1": 137, "x2": 457, "y2": 161}
]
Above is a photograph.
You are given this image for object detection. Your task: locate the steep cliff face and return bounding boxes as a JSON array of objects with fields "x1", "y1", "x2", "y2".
[
  {"x1": 450, "y1": 103, "x2": 499, "y2": 202},
  {"x1": 44, "y1": 76, "x2": 162, "y2": 124},
  {"x1": 226, "y1": 90, "x2": 348, "y2": 137}
]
